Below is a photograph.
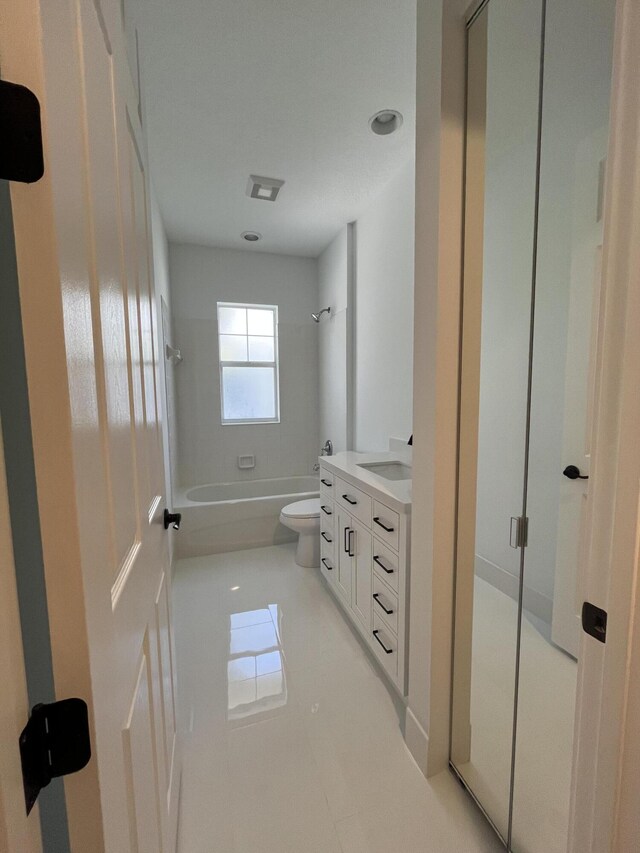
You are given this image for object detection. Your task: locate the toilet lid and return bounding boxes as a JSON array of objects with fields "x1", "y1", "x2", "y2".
[{"x1": 281, "y1": 498, "x2": 320, "y2": 519}]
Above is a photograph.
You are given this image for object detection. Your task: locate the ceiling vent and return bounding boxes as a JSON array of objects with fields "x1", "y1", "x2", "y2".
[{"x1": 246, "y1": 175, "x2": 285, "y2": 202}]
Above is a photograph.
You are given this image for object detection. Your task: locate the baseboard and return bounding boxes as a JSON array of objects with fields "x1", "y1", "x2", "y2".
[
  {"x1": 404, "y1": 706, "x2": 429, "y2": 777},
  {"x1": 475, "y1": 555, "x2": 553, "y2": 624}
]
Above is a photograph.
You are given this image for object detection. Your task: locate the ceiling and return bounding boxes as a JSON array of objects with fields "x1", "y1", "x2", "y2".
[{"x1": 131, "y1": 0, "x2": 417, "y2": 257}]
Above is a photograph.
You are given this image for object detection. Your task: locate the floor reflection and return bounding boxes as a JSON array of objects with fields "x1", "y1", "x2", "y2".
[{"x1": 227, "y1": 604, "x2": 287, "y2": 720}]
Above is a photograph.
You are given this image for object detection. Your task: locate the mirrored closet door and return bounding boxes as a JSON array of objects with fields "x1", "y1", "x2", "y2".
[{"x1": 451, "y1": 0, "x2": 615, "y2": 850}]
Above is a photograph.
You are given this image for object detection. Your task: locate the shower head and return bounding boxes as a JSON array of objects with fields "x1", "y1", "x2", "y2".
[{"x1": 311, "y1": 307, "x2": 331, "y2": 323}]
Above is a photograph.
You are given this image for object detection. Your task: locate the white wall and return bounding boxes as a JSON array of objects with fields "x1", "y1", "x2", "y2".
[
  {"x1": 170, "y1": 243, "x2": 319, "y2": 487},
  {"x1": 318, "y1": 226, "x2": 351, "y2": 453},
  {"x1": 354, "y1": 158, "x2": 416, "y2": 451}
]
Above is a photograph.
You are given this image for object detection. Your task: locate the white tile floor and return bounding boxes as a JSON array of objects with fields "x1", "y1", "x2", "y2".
[{"x1": 173, "y1": 544, "x2": 503, "y2": 853}]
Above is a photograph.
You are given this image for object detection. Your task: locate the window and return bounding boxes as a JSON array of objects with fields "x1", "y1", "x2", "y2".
[{"x1": 217, "y1": 302, "x2": 280, "y2": 424}]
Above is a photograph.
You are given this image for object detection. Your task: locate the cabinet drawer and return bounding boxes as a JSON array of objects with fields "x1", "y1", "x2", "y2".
[
  {"x1": 335, "y1": 476, "x2": 372, "y2": 528},
  {"x1": 320, "y1": 523, "x2": 335, "y2": 549},
  {"x1": 319, "y1": 498, "x2": 335, "y2": 529},
  {"x1": 372, "y1": 574, "x2": 399, "y2": 635},
  {"x1": 320, "y1": 540, "x2": 335, "y2": 582},
  {"x1": 372, "y1": 501, "x2": 400, "y2": 551},
  {"x1": 371, "y1": 539, "x2": 400, "y2": 593},
  {"x1": 319, "y1": 469, "x2": 335, "y2": 499},
  {"x1": 371, "y1": 614, "x2": 398, "y2": 679}
]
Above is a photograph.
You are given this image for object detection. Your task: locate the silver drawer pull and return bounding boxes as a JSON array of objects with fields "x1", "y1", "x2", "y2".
[{"x1": 372, "y1": 629, "x2": 393, "y2": 654}]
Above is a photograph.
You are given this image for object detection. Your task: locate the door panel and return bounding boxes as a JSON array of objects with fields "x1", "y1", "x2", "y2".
[
  {"x1": 451, "y1": 0, "x2": 544, "y2": 844},
  {"x1": 154, "y1": 569, "x2": 179, "y2": 827},
  {"x1": 76, "y1": 1, "x2": 176, "y2": 848},
  {"x1": 78, "y1": 0, "x2": 141, "y2": 587},
  {"x1": 123, "y1": 648, "x2": 163, "y2": 853},
  {"x1": 512, "y1": 1, "x2": 615, "y2": 849},
  {"x1": 351, "y1": 519, "x2": 372, "y2": 631},
  {"x1": 3, "y1": 0, "x2": 180, "y2": 847},
  {"x1": 336, "y1": 512, "x2": 353, "y2": 604}
]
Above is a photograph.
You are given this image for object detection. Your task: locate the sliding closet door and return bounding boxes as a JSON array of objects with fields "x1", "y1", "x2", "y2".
[
  {"x1": 510, "y1": 1, "x2": 616, "y2": 851},
  {"x1": 451, "y1": 0, "x2": 545, "y2": 844}
]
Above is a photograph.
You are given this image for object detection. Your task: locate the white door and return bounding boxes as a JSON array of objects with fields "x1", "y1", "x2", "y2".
[
  {"x1": 351, "y1": 519, "x2": 372, "y2": 631},
  {"x1": 336, "y1": 511, "x2": 353, "y2": 604},
  {"x1": 0, "y1": 417, "x2": 43, "y2": 853},
  {"x1": 1, "y1": 0, "x2": 179, "y2": 850},
  {"x1": 551, "y1": 129, "x2": 607, "y2": 658}
]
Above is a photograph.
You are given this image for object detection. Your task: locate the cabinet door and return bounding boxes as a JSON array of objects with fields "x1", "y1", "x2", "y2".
[
  {"x1": 336, "y1": 511, "x2": 353, "y2": 605},
  {"x1": 351, "y1": 519, "x2": 373, "y2": 631}
]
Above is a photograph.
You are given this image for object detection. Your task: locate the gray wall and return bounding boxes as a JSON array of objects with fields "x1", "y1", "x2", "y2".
[
  {"x1": 170, "y1": 243, "x2": 320, "y2": 487},
  {"x1": 317, "y1": 225, "x2": 351, "y2": 453}
]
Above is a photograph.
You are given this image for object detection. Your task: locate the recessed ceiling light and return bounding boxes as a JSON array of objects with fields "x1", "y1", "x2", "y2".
[
  {"x1": 241, "y1": 231, "x2": 262, "y2": 242},
  {"x1": 246, "y1": 175, "x2": 285, "y2": 202},
  {"x1": 369, "y1": 109, "x2": 403, "y2": 136}
]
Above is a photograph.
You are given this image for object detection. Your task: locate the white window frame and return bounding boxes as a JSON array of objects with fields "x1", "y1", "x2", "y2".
[{"x1": 217, "y1": 301, "x2": 280, "y2": 425}]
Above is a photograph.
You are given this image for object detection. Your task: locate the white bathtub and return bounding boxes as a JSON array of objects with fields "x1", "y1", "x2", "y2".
[{"x1": 175, "y1": 475, "x2": 319, "y2": 558}]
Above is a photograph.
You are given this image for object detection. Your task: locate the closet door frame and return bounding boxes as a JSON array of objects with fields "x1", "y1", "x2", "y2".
[
  {"x1": 446, "y1": 1, "x2": 640, "y2": 851},
  {"x1": 566, "y1": 1, "x2": 640, "y2": 849},
  {"x1": 450, "y1": 0, "x2": 547, "y2": 845}
]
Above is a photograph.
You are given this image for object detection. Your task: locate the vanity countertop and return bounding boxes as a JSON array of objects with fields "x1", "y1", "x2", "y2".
[{"x1": 318, "y1": 451, "x2": 412, "y2": 513}]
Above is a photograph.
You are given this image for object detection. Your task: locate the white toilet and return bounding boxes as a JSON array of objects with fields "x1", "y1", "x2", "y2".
[{"x1": 279, "y1": 498, "x2": 321, "y2": 567}]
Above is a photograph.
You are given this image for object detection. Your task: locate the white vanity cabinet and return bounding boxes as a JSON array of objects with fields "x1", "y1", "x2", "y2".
[
  {"x1": 318, "y1": 453, "x2": 411, "y2": 695},
  {"x1": 336, "y1": 512, "x2": 372, "y2": 630}
]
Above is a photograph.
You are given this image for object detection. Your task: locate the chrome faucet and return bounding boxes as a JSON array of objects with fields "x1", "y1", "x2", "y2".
[{"x1": 321, "y1": 440, "x2": 333, "y2": 457}]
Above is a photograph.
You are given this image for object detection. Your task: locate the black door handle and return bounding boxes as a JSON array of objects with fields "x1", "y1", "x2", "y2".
[
  {"x1": 373, "y1": 517, "x2": 394, "y2": 533},
  {"x1": 342, "y1": 494, "x2": 357, "y2": 506},
  {"x1": 344, "y1": 526, "x2": 350, "y2": 553},
  {"x1": 373, "y1": 555, "x2": 394, "y2": 574},
  {"x1": 563, "y1": 465, "x2": 589, "y2": 480},
  {"x1": 348, "y1": 529, "x2": 355, "y2": 557},
  {"x1": 373, "y1": 593, "x2": 393, "y2": 615},
  {"x1": 321, "y1": 478, "x2": 333, "y2": 487},
  {"x1": 321, "y1": 557, "x2": 333, "y2": 571},
  {"x1": 321, "y1": 532, "x2": 332, "y2": 543},
  {"x1": 321, "y1": 505, "x2": 332, "y2": 515},
  {"x1": 164, "y1": 509, "x2": 181, "y2": 530},
  {"x1": 372, "y1": 629, "x2": 393, "y2": 654}
]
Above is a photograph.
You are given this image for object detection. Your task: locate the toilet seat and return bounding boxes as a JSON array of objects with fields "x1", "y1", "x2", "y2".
[{"x1": 280, "y1": 498, "x2": 320, "y2": 520}]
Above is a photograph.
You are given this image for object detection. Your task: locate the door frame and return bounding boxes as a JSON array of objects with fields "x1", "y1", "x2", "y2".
[
  {"x1": 567, "y1": 0, "x2": 640, "y2": 848},
  {"x1": 0, "y1": 416, "x2": 43, "y2": 852},
  {"x1": 1, "y1": 0, "x2": 178, "y2": 849}
]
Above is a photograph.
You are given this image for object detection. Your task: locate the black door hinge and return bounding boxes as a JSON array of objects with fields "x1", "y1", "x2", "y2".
[
  {"x1": 582, "y1": 601, "x2": 607, "y2": 644},
  {"x1": 0, "y1": 79, "x2": 45, "y2": 183},
  {"x1": 19, "y1": 698, "x2": 91, "y2": 815}
]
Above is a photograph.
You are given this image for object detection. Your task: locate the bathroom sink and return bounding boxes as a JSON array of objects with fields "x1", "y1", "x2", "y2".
[{"x1": 357, "y1": 461, "x2": 412, "y2": 481}]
